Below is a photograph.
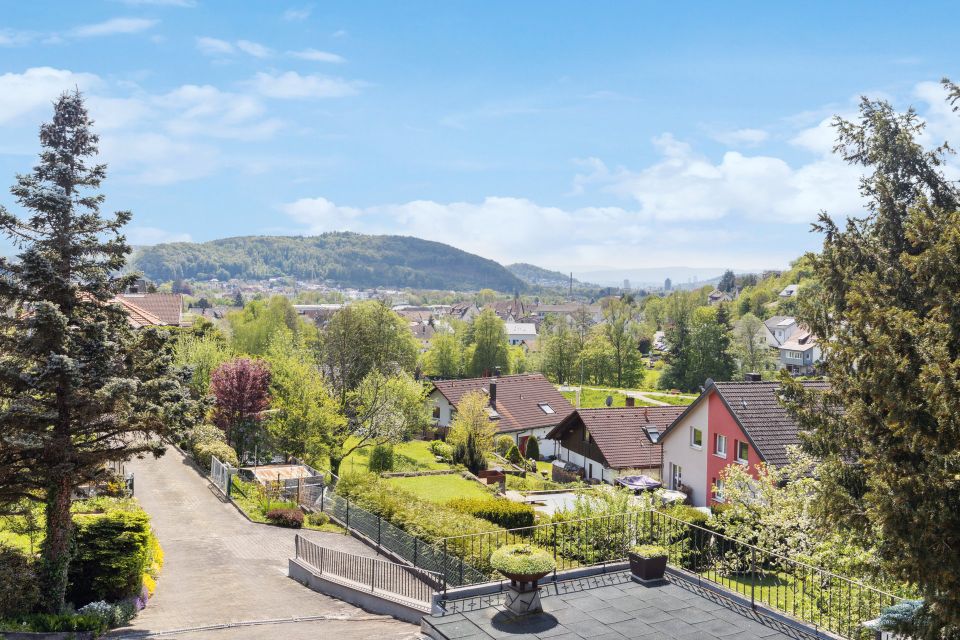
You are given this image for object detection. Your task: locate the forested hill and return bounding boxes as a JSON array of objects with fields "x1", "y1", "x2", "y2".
[{"x1": 131, "y1": 232, "x2": 527, "y2": 292}]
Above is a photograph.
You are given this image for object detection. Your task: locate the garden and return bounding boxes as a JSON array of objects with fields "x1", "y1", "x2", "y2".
[{"x1": 0, "y1": 496, "x2": 163, "y2": 635}]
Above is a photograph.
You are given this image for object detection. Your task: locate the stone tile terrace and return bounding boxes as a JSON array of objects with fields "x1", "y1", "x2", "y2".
[{"x1": 421, "y1": 571, "x2": 822, "y2": 640}]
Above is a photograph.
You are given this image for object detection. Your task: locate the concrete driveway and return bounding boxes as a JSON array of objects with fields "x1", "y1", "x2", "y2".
[{"x1": 111, "y1": 448, "x2": 419, "y2": 639}]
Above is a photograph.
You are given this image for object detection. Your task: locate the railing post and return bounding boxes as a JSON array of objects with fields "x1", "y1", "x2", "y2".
[
  {"x1": 346, "y1": 497, "x2": 351, "y2": 530},
  {"x1": 751, "y1": 546, "x2": 756, "y2": 610},
  {"x1": 320, "y1": 545, "x2": 326, "y2": 575},
  {"x1": 295, "y1": 533, "x2": 300, "y2": 559},
  {"x1": 320, "y1": 485, "x2": 325, "y2": 512},
  {"x1": 377, "y1": 514, "x2": 382, "y2": 549},
  {"x1": 414, "y1": 536, "x2": 419, "y2": 568},
  {"x1": 443, "y1": 538, "x2": 448, "y2": 596},
  {"x1": 552, "y1": 522, "x2": 558, "y2": 579}
]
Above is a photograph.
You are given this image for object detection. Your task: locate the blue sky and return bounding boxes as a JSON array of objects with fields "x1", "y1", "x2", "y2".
[{"x1": 1, "y1": 1, "x2": 959, "y2": 277}]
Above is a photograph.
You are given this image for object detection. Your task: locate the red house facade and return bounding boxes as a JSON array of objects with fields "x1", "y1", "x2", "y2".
[{"x1": 659, "y1": 379, "x2": 828, "y2": 507}]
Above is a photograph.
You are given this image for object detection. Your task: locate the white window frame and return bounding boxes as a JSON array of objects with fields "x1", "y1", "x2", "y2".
[
  {"x1": 736, "y1": 440, "x2": 749, "y2": 464},
  {"x1": 690, "y1": 426, "x2": 703, "y2": 449},
  {"x1": 714, "y1": 433, "x2": 727, "y2": 458},
  {"x1": 671, "y1": 463, "x2": 683, "y2": 490},
  {"x1": 713, "y1": 478, "x2": 726, "y2": 502}
]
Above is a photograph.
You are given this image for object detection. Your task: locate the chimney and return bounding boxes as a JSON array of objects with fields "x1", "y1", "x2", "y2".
[
  {"x1": 744, "y1": 372, "x2": 762, "y2": 382},
  {"x1": 489, "y1": 380, "x2": 497, "y2": 407},
  {"x1": 494, "y1": 366, "x2": 501, "y2": 378},
  {"x1": 625, "y1": 397, "x2": 635, "y2": 407}
]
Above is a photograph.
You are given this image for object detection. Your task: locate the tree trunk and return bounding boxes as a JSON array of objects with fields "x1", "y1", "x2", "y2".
[
  {"x1": 41, "y1": 474, "x2": 73, "y2": 613},
  {"x1": 329, "y1": 454, "x2": 343, "y2": 477}
]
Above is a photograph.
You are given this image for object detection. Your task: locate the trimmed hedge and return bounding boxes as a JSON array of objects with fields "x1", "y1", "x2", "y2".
[
  {"x1": 266, "y1": 508, "x2": 304, "y2": 528},
  {"x1": 193, "y1": 440, "x2": 239, "y2": 470},
  {"x1": 0, "y1": 613, "x2": 108, "y2": 635},
  {"x1": 68, "y1": 509, "x2": 152, "y2": 605},
  {"x1": 448, "y1": 497, "x2": 536, "y2": 530},
  {"x1": 524, "y1": 436, "x2": 540, "y2": 460}
]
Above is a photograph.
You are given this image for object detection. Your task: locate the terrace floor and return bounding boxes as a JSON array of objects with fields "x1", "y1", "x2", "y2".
[{"x1": 422, "y1": 571, "x2": 820, "y2": 640}]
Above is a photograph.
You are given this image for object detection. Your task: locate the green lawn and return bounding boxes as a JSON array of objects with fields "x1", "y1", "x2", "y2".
[
  {"x1": 0, "y1": 528, "x2": 36, "y2": 553},
  {"x1": 338, "y1": 438, "x2": 451, "y2": 474},
  {"x1": 384, "y1": 474, "x2": 493, "y2": 503},
  {"x1": 561, "y1": 388, "x2": 657, "y2": 408}
]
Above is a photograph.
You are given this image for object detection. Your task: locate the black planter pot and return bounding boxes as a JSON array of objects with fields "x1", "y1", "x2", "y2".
[{"x1": 628, "y1": 552, "x2": 667, "y2": 581}]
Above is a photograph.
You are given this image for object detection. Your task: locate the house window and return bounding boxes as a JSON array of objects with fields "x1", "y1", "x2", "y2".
[
  {"x1": 690, "y1": 426, "x2": 703, "y2": 449},
  {"x1": 538, "y1": 403, "x2": 555, "y2": 414},
  {"x1": 736, "y1": 440, "x2": 749, "y2": 464},
  {"x1": 714, "y1": 478, "x2": 726, "y2": 502},
  {"x1": 671, "y1": 463, "x2": 683, "y2": 490},
  {"x1": 714, "y1": 434, "x2": 727, "y2": 458},
  {"x1": 582, "y1": 428, "x2": 590, "y2": 443},
  {"x1": 432, "y1": 405, "x2": 440, "y2": 419}
]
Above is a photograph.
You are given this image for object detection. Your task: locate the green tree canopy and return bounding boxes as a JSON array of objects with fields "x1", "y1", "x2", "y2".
[{"x1": 466, "y1": 309, "x2": 510, "y2": 377}]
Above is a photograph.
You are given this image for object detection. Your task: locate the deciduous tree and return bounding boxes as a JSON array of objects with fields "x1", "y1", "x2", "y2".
[
  {"x1": 210, "y1": 357, "x2": 271, "y2": 458},
  {"x1": 466, "y1": 309, "x2": 510, "y2": 377}
]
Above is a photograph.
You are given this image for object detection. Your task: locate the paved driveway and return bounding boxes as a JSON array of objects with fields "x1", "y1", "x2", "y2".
[{"x1": 111, "y1": 448, "x2": 419, "y2": 639}]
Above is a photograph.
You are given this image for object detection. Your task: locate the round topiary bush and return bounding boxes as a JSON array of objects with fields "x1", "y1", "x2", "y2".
[
  {"x1": 506, "y1": 444, "x2": 523, "y2": 465},
  {"x1": 496, "y1": 435, "x2": 515, "y2": 456},
  {"x1": 524, "y1": 436, "x2": 540, "y2": 460},
  {"x1": 306, "y1": 512, "x2": 330, "y2": 527},
  {"x1": 193, "y1": 440, "x2": 238, "y2": 470},
  {"x1": 490, "y1": 544, "x2": 555, "y2": 579}
]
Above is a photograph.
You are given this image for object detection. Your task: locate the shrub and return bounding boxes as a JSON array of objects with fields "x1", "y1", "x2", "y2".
[
  {"x1": 69, "y1": 509, "x2": 152, "y2": 605},
  {"x1": 142, "y1": 573, "x2": 157, "y2": 597},
  {"x1": 0, "y1": 545, "x2": 39, "y2": 617},
  {"x1": 630, "y1": 544, "x2": 668, "y2": 559},
  {"x1": 185, "y1": 423, "x2": 226, "y2": 449},
  {"x1": 266, "y1": 508, "x2": 304, "y2": 528},
  {"x1": 306, "y1": 512, "x2": 330, "y2": 527},
  {"x1": 524, "y1": 437, "x2": 540, "y2": 460},
  {"x1": 368, "y1": 444, "x2": 395, "y2": 473},
  {"x1": 453, "y1": 430, "x2": 487, "y2": 475},
  {"x1": 429, "y1": 440, "x2": 454, "y2": 461},
  {"x1": 660, "y1": 505, "x2": 711, "y2": 570},
  {"x1": 0, "y1": 613, "x2": 108, "y2": 634},
  {"x1": 495, "y1": 435, "x2": 514, "y2": 456},
  {"x1": 77, "y1": 600, "x2": 120, "y2": 627},
  {"x1": 506, "y1": 444, "x2": 523, "y2": 464},
  {"x1": 193, "y1": 440, "x2": 239, "y2": 470},
  {"x1": 489, "y1": 544, "x2": 554, "y2": 576},
  {"x1": 448, "y1": 497, "x2": 536, "y2": 529}
]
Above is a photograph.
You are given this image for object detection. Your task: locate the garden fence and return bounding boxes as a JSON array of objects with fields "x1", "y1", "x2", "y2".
[
  {"x1": 209, "y1": 455, "x2": 233, "y2": 497},
  {"x1": 294, "y1": 534, "x2": 440, "y2": 608},
  {"x1": 434, "y1": 509, "x2": 904, "y2": 640}
]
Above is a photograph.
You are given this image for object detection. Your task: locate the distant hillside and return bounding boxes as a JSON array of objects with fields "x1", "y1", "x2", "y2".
[
  {"x1": 132, "y1": 232, "x2": 526, "y2": 292},
  {"x1": 507, "y1": 263, "x2": 596, "y2": 288}
]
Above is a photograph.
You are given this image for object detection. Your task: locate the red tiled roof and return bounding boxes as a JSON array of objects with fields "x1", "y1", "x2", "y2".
[
  {"x1": 431, "y1": 373, "x2": 574, "y2": 433},
  {"x1": 547, "y1": 406, "x2": 686, "y2": 469},
  {"x1": 117, "y1": 293, "x2": 183, "y2": 326},
  {"x1": 112, "y1": 296, "x2": 166, "y2": 328}
]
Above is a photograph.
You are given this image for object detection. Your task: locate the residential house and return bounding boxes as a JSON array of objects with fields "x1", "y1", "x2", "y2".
[
  {"x1": 546, "y1": 404, "x2": 686, "y2": 484},
  {"x1": 427, "y1": 373, "x2": 574, "y2": 451},
  {"x1": 114, "y1": 293, "x2": 184, "y2": 328},
  {"x1": 504, "y1": 322, "x2": 537, "y2": 347},
  {"x1": 762, "y1": 315, "x2": 798, "y2": 348},
  {"x1": 486, "y1": 298, "x2": 526, "y2": 322},
  {"x1": 659, "y1": 378, "x2": 829, "y2": 507},
  {"x1": 293, "y1": 303, "x2": 345, "y2": 323},
  {"x1": 779, "y1": 329, "x2": 821, "y2": 375},
  {"x1": 779, "y1": 284, "x2": 799, "y2": 298},
  {"x1": 707, "y1": 289, "x2": 732, "y2": 305},
  {"x1": 448, "y1": 302, "x2": 479, "y2": 323}
]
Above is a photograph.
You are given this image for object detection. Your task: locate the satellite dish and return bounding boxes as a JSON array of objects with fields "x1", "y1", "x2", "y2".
[{"x1": 605, "y1": 395, "x2": 613, "y2": 407}]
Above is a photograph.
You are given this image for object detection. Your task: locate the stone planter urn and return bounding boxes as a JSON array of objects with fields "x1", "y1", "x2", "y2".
[
  {"x1": 628, "y1": 545, "x2": 668, "y2": 582},
  {"x1": 490, "y1": 544, "x2": 555, "y2": 616}
]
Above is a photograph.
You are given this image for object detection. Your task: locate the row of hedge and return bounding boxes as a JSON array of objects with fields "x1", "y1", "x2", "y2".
[
  {"x1": 447, "y1": 497, "x2": 536, "y2": 530},
  {"x1": 183, "y1": 423, "x2": 238, "y2": 470}
]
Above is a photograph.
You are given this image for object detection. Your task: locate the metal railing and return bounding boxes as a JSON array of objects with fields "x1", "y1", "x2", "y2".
[
  {"x1": 434, "y1": 509, "x2": 904, "y2": 640},
  {"x1": 294, "y1": 534, "x2": 440, "y2": 608},
  {"x1": 209, "y1": 455, "x2": 233, "y2": 496}
]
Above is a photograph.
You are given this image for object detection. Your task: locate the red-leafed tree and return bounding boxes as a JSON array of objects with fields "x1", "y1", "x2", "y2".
[{"x1": 210, "y1": 358, "x2": 271, "y2": 459}]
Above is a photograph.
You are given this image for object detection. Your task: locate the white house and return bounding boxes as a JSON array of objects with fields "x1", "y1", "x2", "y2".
[
  {"x1": 505, "y1": 322, "x2": 538, "y2": 347},
  {"x1": 762, "y1": 316, "x2": 799, "y2": 348}
]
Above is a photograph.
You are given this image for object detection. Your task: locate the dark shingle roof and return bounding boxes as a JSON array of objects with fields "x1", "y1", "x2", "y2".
[
  {"x1": 713, "y1": 380, "x2": 829, "y2": 467},
  {"x1": 431, "y1": 374, "x2": 574, "y2": 433},
  {"x1": 547, "y1": 406, "x2": 686, "y2": 469}
]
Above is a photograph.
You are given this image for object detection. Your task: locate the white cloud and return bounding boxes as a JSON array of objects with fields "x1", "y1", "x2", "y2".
[
  {"x1": 0, "y1": 29, "x2": 34, "y2": 47},
  {"x1": 332, "y1": 30, "x2": 348, "y2": 38},
  {"x1": 196, "y1": 36, "x2": 234, "y2": 55},
  {"x1": 72, "y1": 18, "x2": 158, "y2": 38},
  {"x1": 0, "y1": 67, "x2": 101, "y2": 125},
  {"x1": 250, "y1": 71, "x2": 360, "y2": 99},
  {"x1": 282, "y1": 6, "x2": 313, "y2": 21},
  {"x1": 235, "y1": 40, "x2": 272, "y2": 58},
  {"x1": 126, "y1": 226, "x2": 192, "y2": 245},
  {"x1": 712, "y1": 128, "x2": 769, "y2": 147},
  {"x1": 289, "y1": 48, "x2": 345, "y2": 63},
  {"x1": 100, "y1": 132, "x2": 220, "y2": 184},
  {"x1": 157, "y1": 84, "x2": 282, "y2": 140}
]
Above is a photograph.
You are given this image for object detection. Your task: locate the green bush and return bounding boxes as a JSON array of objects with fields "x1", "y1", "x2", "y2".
[
  {"x1": 306, "y1": 512, "x2": 330, "y2": 527},
  {"x1": 489, "y1": 544, "x2": 554, "y2": 576},
  {"x1": 193, "y1": 440, "x2": 239, "y2": 470},
  {"x1": 506, "y1": 444, "x2": 522, "y2": 464},
  {"x1": 429, "y1": 440, "x2": 454, "y2": 461},
  {"x1": 0, "y1": 545, "x2": 39, "y2": 617},
  {"x1": 495, "y1": 435, "x2": 514, "y2": 456},
  {"x1": 630, "y1": 544, "x2": 668, "y2": 559},
  {"x1": 660, "y1": 505, "x2": 712, "y2": 570},
  {"x1": 448, "y1": 497, "x2": 535, "y2": 529},
  {"x1": 368, "y1": 444, "x2": 395, "y2": 473},
  {"x1": 185, "y1": 423, "x2": 225, "y2": 449},
  {"x1": 266, "y1": 508, "x2": 303, "y2": 528},
  {"x1": 68, "y1": 509, "x2": 152, "y2": 605},
  {"x1": 524, "y1": 436, "x2": 540, "y2": 460},
  {"x1": 0, "y1": 613, "x2": 108, "y2": 634}
]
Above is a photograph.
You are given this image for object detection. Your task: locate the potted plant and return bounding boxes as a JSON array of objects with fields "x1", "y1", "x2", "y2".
[
  {"x1": 628, "y1": 544, "x2": 668, "y2": 582},
  {"x1": 490, "y1": 544, "x2": 555, "y2": 587}
]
